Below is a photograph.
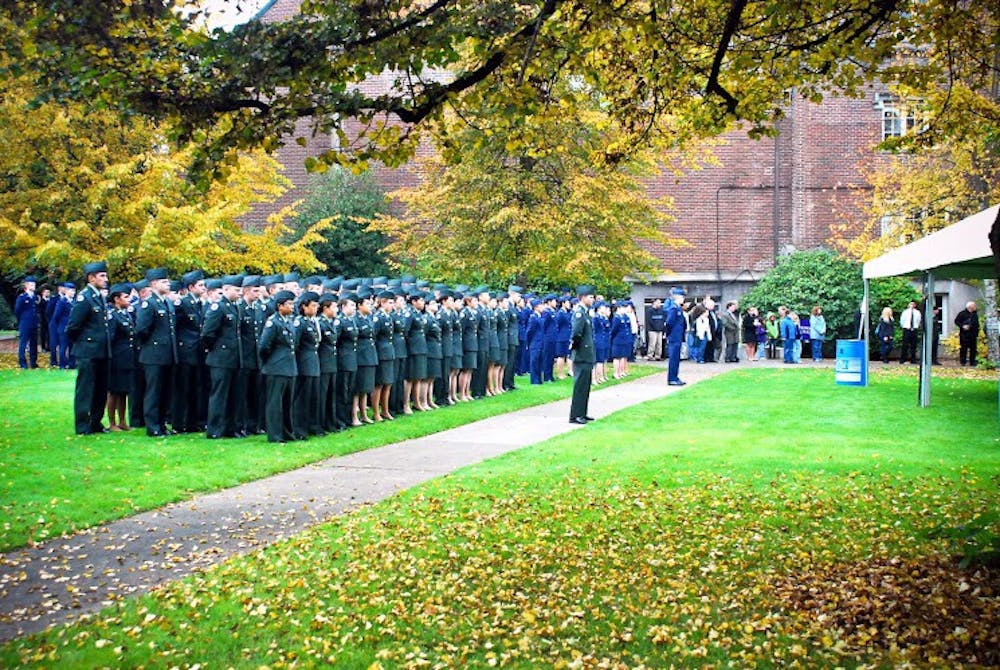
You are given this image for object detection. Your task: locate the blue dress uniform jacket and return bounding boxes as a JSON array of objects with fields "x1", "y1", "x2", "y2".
[
  {"x1": 664, "y1": 301, "x2": 686, "y2": 383},
  {"x1": 14, "y1": 291, "x2": 39, "y2": 368}
]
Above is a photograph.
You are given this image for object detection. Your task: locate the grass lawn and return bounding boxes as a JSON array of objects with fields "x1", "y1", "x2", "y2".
[
  {"x1": 0, "y1": 365, "x2": 659, "y2": 551},
  {"x1": 4, "y1": 366, "x2": 998, "y2": 668}
]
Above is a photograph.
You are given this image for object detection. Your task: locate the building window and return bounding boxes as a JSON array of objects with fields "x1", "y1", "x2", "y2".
[{"x1": 874, "y1": 94, "x2": 925, "y2": 141}]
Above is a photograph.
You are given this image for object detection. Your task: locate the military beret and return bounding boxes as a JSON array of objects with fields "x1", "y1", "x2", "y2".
[
  {"x1": 320, "y1": 279, "x2": 337, "y2": 291},
  {"x1": 299, "y1": 290, "x2": 320, "y2": 304},
  {"x1": 168, "y1": 280, "x2": 182, "y2": 292},
  {"x1": 319, "y1": 294, "x2": 337, "y2": 307},
  {"x1": 472, "y1": 285, "x2": 489, "y2": 295},
  {"x1": 341, "y1": 279, "x2": 359, "y2": 290},
  {"x1": 455, "y1": 284, "x2": 469, "y2": 293},
  {"x1": 133, "y1": 279, "x2": 149, "y2": 291},
  {"x1": 299, "y1": 275, "x2": 318, "y2": 287},
  {"x1": 329, "y1": 277, "x2": 344, "y2": 290},
  {"x1": 109, "y1": 283, "x2": 132, "y2": 296},
  {"x1": 340, "y1": 292, "x2": 358, "y2": 304},
  {"x1": 372, "y1": 276, "x2": 388, "y2": 287},
  {"x1": 83, "y1": 261, "x2": 108, "y2": 276},
  {"x1": 401, "y1": 274, "x2": 416, "y2": 283},
  {"x1": 61, "y1": 281, "x2": 76, "y2": 290},
  {"x1": 356, "y1": 287, "x2": 373, "y2": 300},
  {"x1": 283, "y1": 272, "x2": 300, "y2": 283},
  {"x1": 438, "y1": 289, "x2": 453, "y2": 299},
  {"x1": 433, "y1": 283, "x2": 447, "y2": 291},
  {"x1": 416, "y1": 280, "x2": 429, "y2": 288},
  {"x1": 181, "y1": 270, "x2": 204, "y2": 286},
  {"x1": 205, "y1": 278, "x2": 223, "y2": 290},
  {"x1": 242, "y1": 275, "x2": 261, "y2": 288},
  {"x1": 273, "y1": 290, "x2": 296, "y2": 305},
  {"x1": 261, "y1": 274, "x2": 280, "y2": 287},
  {"x1": 543, "y1": 294, "x2": 556, "y2": 302},
  {"x1": 530, "y1": 299, "x2": 542, "y2": 308},
  {"x1": 576, "y1": 285, "x2": 595, "y2": 297},
  {"x1": 387, "y1": 278, "x2": 402, "y2": 288},
  {"x1": 407, "y1": 289, "x2": 425, "y2": 301},
  {"x1": 453, "y1": 291, "x2": 464, "y2": 301},
  {"x1": 670, "y1": 286, "x2": 686, "y2": 296},
  {"x1": 145, "y1": 267, "x2": 169, "y2": 281},
  {"x1": 376, "y1": 290, "x2": 395, "y2": 300},
  {"x1": 24, "y1": 275, "x2": 36, "y2": 283},
  {"x1": 508, "y1": 285, "x2": 524, "y2": 294}
]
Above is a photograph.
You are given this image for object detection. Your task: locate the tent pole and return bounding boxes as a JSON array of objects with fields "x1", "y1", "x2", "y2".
[
  {"x1": 920, "y1": 272, "x2": 933, "y2": 407},
  {"x1": 862, "y1": 278, "x2": 870, "y2": 358}
]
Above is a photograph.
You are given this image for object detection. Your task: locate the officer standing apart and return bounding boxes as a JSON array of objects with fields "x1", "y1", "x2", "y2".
[
  {"x1": 136, "y1": 268, "x2": 178, "y2": 437},
  {"x1": 664, "y1": 287, "x2": 687, "y2": 386},
  {"x1": 14, "y1": 276, "x2": 40, "y2": 369},
  {"x1": 65, "y1": 261, "x2": 111, "y2": 434},
  {"x1": 568, "y1": 285, "x2": 596, "y2": 425}
]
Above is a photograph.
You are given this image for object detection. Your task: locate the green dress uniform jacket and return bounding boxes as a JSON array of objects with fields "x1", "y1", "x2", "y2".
[
  {"x1": 136, "y1": 294, "x2": 178, "y2": 366},
  {"x1": 66, "y1": 284, "x2": 112, "y2": 434},
  {"x1": 175, "y1": 294, "x2": 203, "y2": 366},
  {"x1": 355, "y1": 313, "x2": 378, "y2": 367},
  {"x1": 318, "y1": 314, "x2": 340, "y2": 432},
  {"x1": 404, "y1": 310, "x2": 428, "y2": 356},
  {"x1": 373, "y1": 311, "x2": 396, "y2": 362},
  {"x1": 460, "y1": 306, "x2": 479, "y2": 353},
  {"x1": 296, "y1": 317, "x2": 321, "y2": 377},
  {"x1": 336, "y1": 316, "x2": 359, "y2": 372},
  {"x1": 259, "y1": 314, "x2": 299, "y2": 377},
  {"x1": 426, "y1": 313, "x2": 443, "y2": 359},
  {"x1": 239, "y1": 299, "x2": 266, "y2": 371},
  {"x1": 319, "y1": 315, "x2": 340, "y2": 374},
  {"x1": 202, "y1": 298, "x2": 242, "y2": 369},
  {"x1": 439, "y1": 310, "x2": 453, "y2": 363},
  {"x1": 294, "y1": 316, "x2": 322, "y2": 437}
]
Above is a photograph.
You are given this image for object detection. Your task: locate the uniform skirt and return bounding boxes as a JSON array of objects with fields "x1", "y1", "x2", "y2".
[
  {"x1": 406, "y1": 354, "x2": 427, "y2": 380},
  {"x1": 462, "y1": 351, "x2": 477, "y2": 370},
  {"x1": 554, "y1": 341, "x2": 569, "y2": 358},
  {"x1": 375, "y1": 358, "x2": 395, "y2": 386},
  {"x1": 489, "y1": 343, "x2": 502, "y2": 365},
  {"x1": 108, "y1": 365, "x2": 133, "y2": 395},
  {"x1": 595, "y1": 345, "x2": 609, "y2": 363},
  {"x1": 426, "y1": 356, "x2": 442, "y2": 380},
  {"x1": 354, "y1": 365, "x2": 376, "y2": 395},
  {"x1": 611, "y1": 340, "x2": 632, "y2": 359}
]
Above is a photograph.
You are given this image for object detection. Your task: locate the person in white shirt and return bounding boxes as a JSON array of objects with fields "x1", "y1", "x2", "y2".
[{"x1": 899, "y1": 300, "x2": 922, "y2": 364}]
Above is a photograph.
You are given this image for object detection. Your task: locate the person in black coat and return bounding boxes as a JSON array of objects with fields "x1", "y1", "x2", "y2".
[
  {"x1": 875, "y1": 307, "x2": 895, "y2": 363},
  {"x1": 954, "y1": 302, "x2": 980, "y2": 366}
]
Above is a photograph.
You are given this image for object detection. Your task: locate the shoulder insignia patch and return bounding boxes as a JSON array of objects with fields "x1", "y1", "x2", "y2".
[
  {"x1": 293, "y1": 318, "x2": 300, "y2": 327},
  {"x1": 174, "y1": 299, "x2": 181, "y2": 306},
  {"x1": 127, "y1": 305, "x2": 134, "y2": 313},
  {"x1": 575, "y1": 313, "x2": 582, "y2": 318},
  {"x1": 141, "y1": 301, "x2": 148, "y2": 309},
  {"x1": 210, "y1": 303, "x2": 219, "y2": 311},
  {"x1": 334, "y1": 319, "x2": 340, "y2": 326},
  {"x1": 77, "y1": 294, "x2": 85, "y2": 302}
]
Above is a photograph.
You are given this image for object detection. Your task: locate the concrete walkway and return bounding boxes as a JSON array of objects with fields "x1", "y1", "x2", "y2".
[{"x1": 0, "y1": 360, "x2": 790, "y2": 642}]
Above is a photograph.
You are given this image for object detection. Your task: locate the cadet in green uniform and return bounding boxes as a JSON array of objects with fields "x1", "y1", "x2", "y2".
[
  {"x1": 403, "y1": 290, "x2": 428, "y2": 413},
  {"x1": 459, "y1": 293, "x2": 479, "y2": 402},
  {"x1": 371, "y1": 290, "x2": 396, "y2": 422},
  {"x1": 503, "y1": 288, "x2": 521, "y2": 391},
  {"x1": 336, "y1": 295, "x2": 359, "y2": 427},
  {"x1": 473, "y1": 287, "x2": 491, "y2": 398},
  {"x1": 317, "y1": 294, "x2": 340, "y2": 432},
  {"x1": 259, "y1": 290, "x2": 299, "y2": 443},
  {"x1": 202, "y1": 275, "x2": 243, "y2": 439},
  {"x1": 128, "y1": 278, "x2": 149, "y2": 429},
  {"x1": 173, "y1": 270, "x2": 205, "y2": 433},
  {"x1": 293, "y1": 291, "x2": 321, "y2": 439},
  {"x1": 389, "y1": 292, "x2": 408, "y2": 415},
  {"x1": 238, "y1": 276, "x2": 266, "y2": 436},
  {"x1": 136, "y1": 268, "x2": 178, "y2": 437},
  {"x1": 569, "y1": 285, "x2": 596, "y2": 425},
  {"x1": 106, "y1": 283, "x2": 136, "y2": 431},
  {"x1": 354, "y1": 291, "x2": 378, "y2": 424},
  {"x1": 65, "y1": 261, "x2": 111, "y2": 434},
  {"x1": 487, "y1": 293, "x2": 501, "y2": 396},
  {"x1": 424, "y1": 295, "x2": 443, "y2": 410},
  {"x1": 496, "y1": 294, "x2": 510, "y2": 394},
  {"x1": 448, "y1": 292, "x2": 463, "y2": 404},
  {"x1": 435, "y1": 289, "x2": 453, "y2": 406}
]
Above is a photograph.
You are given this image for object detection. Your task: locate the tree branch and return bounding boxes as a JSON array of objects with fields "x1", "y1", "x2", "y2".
[{"x1": 704, "y1": 0, "x2": 748, "y2": 115}]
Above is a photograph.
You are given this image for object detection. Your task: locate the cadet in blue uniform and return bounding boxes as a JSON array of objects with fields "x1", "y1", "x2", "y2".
[
  {"x1": 568, "y1": 286, "x2": 596, "y2": 424},
  {"x1": 106, "y1": 283, "x2": 136, "y2": 431},
  {"x1": 65, "y1": 261, "x2": 111, "y2": 434},
  {"x1": 202, "y1": 275, "x2": 243, "y2": 439},
  {"x1": 259, "y1": 290, "x2": 299, "y2": 443},
  {"x1": 53, "y1": 283, "x2": 76, "y2": 369},
  {"x1": 46, "y1": 285, "x2": 61, "y2": 367},
  {"x1": 14, "y1": 276, "x2": 39, "y2": 369},
  {"x1": 592, "y1": 301, "x2": 612, "y2": 384},
  {"x1": 173, "y1": 270, "x2": 205, "y2": 433},
  {"x1": 136, "y1": 268, "x2": 178, "y2": 437},
  {"x1": 553, "y1": 296, "x2": 572, "y2": 380},
  {"x1": 526, "y1": 298, "x2": 545, "y2": 384},
  {"x1": 610, "y1": 301, "x2": 634, "y2": 379},
  {"x1": 541, "y1": 295, "x2": 557, "y2": 382},
  {"x1": 664, "y1": 287, "x2": 687, "y2": 385},
  {"x1": 293, "y1": 291, "x2": 322, "y2": 439}
]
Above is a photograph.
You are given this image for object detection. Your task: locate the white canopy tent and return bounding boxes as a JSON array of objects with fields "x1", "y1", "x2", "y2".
[{"x1": 861, "y1": 204, "x2": 999, "y2": 406}]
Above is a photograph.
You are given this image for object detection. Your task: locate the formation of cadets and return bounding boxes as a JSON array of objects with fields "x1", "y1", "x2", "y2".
[{"x1": 62, "y1": 261, "x2": 599, "y2": 442}]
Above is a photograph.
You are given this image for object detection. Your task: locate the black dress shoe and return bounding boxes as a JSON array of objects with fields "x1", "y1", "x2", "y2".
[
  {"x1": 206, "y1": 434, "x2": 223, "y2": 439},
  {"x1": 148, "y1": 430, "x2": 165, "y2": 437},
  {"x1": 568, "y1": 417, "x2": 588, "y2": 425},
  {"x1": 668, "y1": 380, "x2": 686, "y2": 386},
  {"x1": 583, "y1": 416, "x2": 595, "y2": 422}
]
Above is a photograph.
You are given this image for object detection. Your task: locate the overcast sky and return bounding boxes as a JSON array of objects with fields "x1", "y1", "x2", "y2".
[{"x1": 194, "y1": 0, "x2": 270, "y2": 30}]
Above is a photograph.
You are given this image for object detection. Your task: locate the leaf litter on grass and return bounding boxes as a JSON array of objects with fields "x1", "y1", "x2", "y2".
[{"x1": 5, "y1": 470, "x2": 998, "y2": 668}]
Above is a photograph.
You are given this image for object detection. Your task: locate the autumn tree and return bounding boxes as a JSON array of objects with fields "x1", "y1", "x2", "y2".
[
  {"x1": 289, "y1": 168, "x2": 391, "y2": 278},
  {"x1": 0, "y1": 75, "x2": 326, "y2": 280}
]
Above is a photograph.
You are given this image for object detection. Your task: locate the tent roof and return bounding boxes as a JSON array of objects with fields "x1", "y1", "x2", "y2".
[{"x1": 862, "y1": 204, "x2": 999, "y2": 280}]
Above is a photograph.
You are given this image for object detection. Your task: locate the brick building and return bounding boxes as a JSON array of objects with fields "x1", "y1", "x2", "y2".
[{"x1": 247, "y1": 0, "x2": 977, "y2": 334}]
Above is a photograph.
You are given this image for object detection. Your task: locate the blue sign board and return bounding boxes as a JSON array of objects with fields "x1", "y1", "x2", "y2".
[{"x1": 835, "y1": 339, "x2": 867, "y2": 386}]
